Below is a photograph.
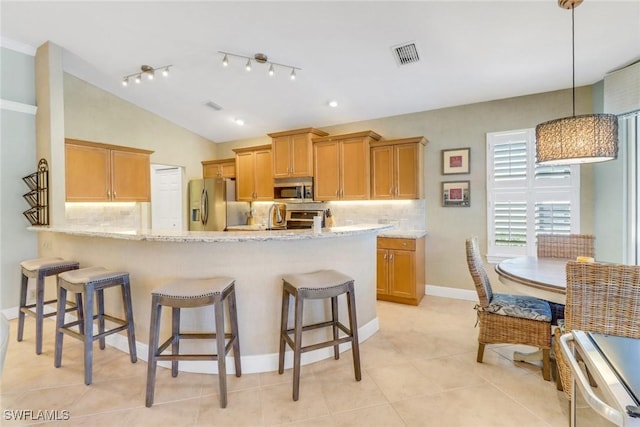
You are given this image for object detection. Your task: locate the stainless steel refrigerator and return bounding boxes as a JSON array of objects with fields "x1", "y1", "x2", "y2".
[{"x1": 188, "y1": 178, "x2": 247, "y2": 231}]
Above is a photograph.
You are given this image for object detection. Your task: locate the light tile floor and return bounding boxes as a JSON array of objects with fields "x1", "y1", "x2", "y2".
[{"x1": 1, "y1": 296, "x2": 613, "y2": 426}]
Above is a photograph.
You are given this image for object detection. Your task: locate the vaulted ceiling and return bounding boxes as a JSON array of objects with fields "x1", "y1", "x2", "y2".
[{"x1": 2, "y1": 1, "x2": 639, "y2": 143}]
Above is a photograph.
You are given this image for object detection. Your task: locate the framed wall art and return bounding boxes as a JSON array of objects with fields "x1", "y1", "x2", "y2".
[
  {"x1": 442, "y1": 181, "x2": 470, "y2": 207},
  {"x1": 442, "y1": 147, "x2": 470, "y2": 175}
]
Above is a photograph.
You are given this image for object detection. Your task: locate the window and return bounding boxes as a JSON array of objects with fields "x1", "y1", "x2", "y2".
[{"x1": 486, "y1": 128, "x2": 580, "y2": 262}]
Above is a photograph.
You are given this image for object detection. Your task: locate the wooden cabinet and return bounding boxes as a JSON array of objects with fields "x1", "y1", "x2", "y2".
[
  {"x1": 233, "y1": 144, "x2": 273, "y2": 201},
  {"x1": 202, "y1": 158, "x2": 235, "y2": 179},
  {"x1": 376, "y1": 236, "x2": 425, "y2": 305},
  {"x1": 65, "y1": 139, "x2": 153, "y2": 202},
  {"x1": 269, "y1": 128, "x2": 328, "y2": 178},
  {"x1": 371, "y1": 136, "x2": 426, "y2": 200},
  {"x1": 313, "y1": 131, "x2": 381, "y2": 201}
]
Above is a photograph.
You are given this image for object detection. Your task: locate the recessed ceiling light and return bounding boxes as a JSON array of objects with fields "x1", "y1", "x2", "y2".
[
  {"x1": 234, "y1": 118, "x2": 245, "y2": 126},
  {"x1": 328, "y1": 100, "x2": 338, "y2": 108}
]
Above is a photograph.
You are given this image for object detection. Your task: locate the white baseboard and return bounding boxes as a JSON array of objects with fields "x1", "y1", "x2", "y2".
[{"x1": 425, "y1": 284, "x2": 478, "y2": 302}]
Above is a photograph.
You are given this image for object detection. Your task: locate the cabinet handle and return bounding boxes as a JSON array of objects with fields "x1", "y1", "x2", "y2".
[
  {"x1": 390, "y1": 253, "x2": 394, "y2": 262},
  {"x1": 107, "y1": 191, "x2": 111, "y2": 199},
  {"x1": 383, "y1": 253, "x2": 387, "y2": 260},
  {"x1": 113, "y1": 192, "x2": 117, "y2": 198}
]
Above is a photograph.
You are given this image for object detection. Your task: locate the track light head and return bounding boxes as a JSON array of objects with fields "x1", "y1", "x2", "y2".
[
  {"x1": 245, "y1": 59, "x2": 252, "y2": 71},
  {"x1": 290, "y1": 68, "x2": 296, "y2": 80}
]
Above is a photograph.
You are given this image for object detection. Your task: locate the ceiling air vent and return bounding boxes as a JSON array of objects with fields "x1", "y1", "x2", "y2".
[
  {"x1": 205, "y1": 100, "x2": 223, "y2": 111},
  {"x1": 391, "y1": 42, "x2": 420, "y2": 66}
]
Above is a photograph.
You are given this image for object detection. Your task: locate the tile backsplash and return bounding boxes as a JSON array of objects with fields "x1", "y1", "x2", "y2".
[
  {"x1": 65, "y1": 203, "x2": 144, "y2": 228},
  {"x1": 66, "y1": 200, "x2": 426, "y2": 231}
]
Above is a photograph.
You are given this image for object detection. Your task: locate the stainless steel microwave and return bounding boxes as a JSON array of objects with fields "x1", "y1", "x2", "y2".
[{"x1": 273, "y1": 179, "x2": 313, "y2": 202}]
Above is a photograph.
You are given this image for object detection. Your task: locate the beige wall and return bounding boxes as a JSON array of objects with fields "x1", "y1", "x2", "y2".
[
  {"x1": 64, "y1": 73, "x2": 217, "y2": 180},
  {"x1": 217, "y1": 87, "x2": 596, "y2": 293}
]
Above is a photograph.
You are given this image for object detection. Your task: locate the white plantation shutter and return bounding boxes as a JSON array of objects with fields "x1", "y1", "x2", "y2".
[{"x1": 486, "y1": 129, "x2": 580, "y2": 261}]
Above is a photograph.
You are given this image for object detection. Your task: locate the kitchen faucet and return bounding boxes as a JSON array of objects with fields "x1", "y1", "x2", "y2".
[{"x1": 268, "y1": 203, "x2": 283, "y2": 230}]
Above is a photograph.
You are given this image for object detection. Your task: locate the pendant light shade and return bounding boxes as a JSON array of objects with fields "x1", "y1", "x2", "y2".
[
  {"x1": 536, "y1": 114, "x2": 618, "y2": 164},
  {"x1": 535, "y1": 0, "x2": 619, "y2": 165}
]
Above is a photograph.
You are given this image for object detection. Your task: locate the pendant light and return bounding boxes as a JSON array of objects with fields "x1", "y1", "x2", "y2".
[{"x1": 535, "y1": 0, "x2": 618, "y2": 165}]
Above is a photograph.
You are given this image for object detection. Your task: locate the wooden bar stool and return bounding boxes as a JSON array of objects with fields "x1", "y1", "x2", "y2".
[
  {"x1": 54, "y1": 266, "x2": 137, "y2": 385},
  {"x1": 17, "y1": 257, "x2": 80, "y2": 354},
  {"x1": 278, "y1": 269, "x2": 361, "y2": 401},
  {"x1": 145, "y1": 277, "x2": 241, "y2": 408}
]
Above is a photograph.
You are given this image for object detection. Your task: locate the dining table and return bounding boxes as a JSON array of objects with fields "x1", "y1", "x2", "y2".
[
  {"x1": 494, "y1": 255, "x2": 570, "y2": 369},
  {"x1": 495, "y1": 256, "x2": 569, "y2": 305}
]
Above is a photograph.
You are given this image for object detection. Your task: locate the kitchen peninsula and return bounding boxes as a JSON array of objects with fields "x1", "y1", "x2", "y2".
[{"x1": 31, "y1": 224, "x2": 391, "y2": 374}]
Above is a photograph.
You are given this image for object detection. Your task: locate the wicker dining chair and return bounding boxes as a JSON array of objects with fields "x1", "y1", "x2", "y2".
[
  {"x1": 555, "y1": 261, "x2": 640, "y2": 399},
  {"x1": 536, "y1": 234, "x2": 595, "y2": 259},
  {"x1": 465, "y1": 237, "x2": 552, "y2": 380},
  {"x1": 537, "y1": 234, "x2": 595, "y2": 326}
]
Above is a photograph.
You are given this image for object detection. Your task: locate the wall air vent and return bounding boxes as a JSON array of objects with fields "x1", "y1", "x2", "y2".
[
  {"x1": 391, "y1": 42, "x2": 420, "y2": 66},
  {"x1": 205, "y1": 100, "x2": 223, "y2": 111}
]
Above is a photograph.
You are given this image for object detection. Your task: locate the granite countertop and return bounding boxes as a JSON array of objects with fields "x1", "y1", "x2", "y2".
[
  {"x1": 378, "y1": 229, "x2": 428, "y2": 239},
  {"x1": 29, "y1": 224, "x2": 393, "y2": 243}
]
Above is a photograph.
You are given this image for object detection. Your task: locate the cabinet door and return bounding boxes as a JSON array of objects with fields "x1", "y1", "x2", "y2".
[
  {"x1": 272, "y1": 136, "x2": 291, "y2": 178},
  {"x1": 376, "y1": 248, "x2": 390, "y2": 295},
  {"x1": 290, "y1": 133, "x2": 312, "y2": 177},
  {"x1": 314, "y1": 141, "x2": 341, "y2": 201},
  {"x1": 65, "y1": 143, "x2": 110, "y2": 201},
  {"x1": 220, "y1": 161, "x2": 235, "y2": 179},
  {"x1": 203, "y1": 163, "x2": 218, "y2": 178},
  {"x1": 371, "y1": 145, "x2": 394, "y2": 200},
  {"x1": 111, "y1": 150, "x2": 151, "y2": 201},
  {"x1": 235, "y1": 151, "x2": 256, "y2": 201},
  {"x1": 395, "y1": 143, "x2": 421, "y2": 199},
  {"x1": 389, "y1": 249, "x2": 416, "y2": 299},
  {"x1": 254, "y1": 149, "x2": 273, "y2": 200},
  {"x1": 341, "y1": 137, "x2": 369, "y2": 200}
]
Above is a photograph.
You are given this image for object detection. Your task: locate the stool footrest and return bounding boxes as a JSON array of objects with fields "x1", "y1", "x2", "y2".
[
  {"x1": 282, "y1": 333, "x2": 353, "y2": 354},
  {"x1": 157, "y1": 333, "x2": 236, "y2": 357},
  {"x1": 20, "y1": 301, "x2": 77, "y2": 319},
  {"x1": 285, "y1": 321, "x2": 352, "y2": 336}
]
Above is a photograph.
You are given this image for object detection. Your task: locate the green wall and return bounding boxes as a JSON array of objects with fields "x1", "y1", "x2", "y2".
[{"x1": 1, "y1": 47, "x2": 38, "y2": 311}]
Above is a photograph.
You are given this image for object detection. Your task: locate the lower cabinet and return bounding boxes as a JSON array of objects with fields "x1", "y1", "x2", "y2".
[{"x1": 376, "y1": 236, "x2": 425, "y2": 305}]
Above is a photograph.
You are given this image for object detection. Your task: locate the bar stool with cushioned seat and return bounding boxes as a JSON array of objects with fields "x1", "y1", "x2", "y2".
[
  {"x1": 17, "y1": 257, "x2": 80, "y2": 354},
  {"x1": 54, "y1": 266, "x2": 137, "y2": 385},
  {"x1": 145, "y1": 277, "x2": 241, "y2": 408},
  {"x1": 278, "y1": 269, "x2": 361, "y2": 401}
]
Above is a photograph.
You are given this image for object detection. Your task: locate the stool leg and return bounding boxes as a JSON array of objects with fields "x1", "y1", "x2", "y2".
[
  {"x1": 120, "y1": 277, "x2": 137, "y2": 363},
  {"x1": 54, "y1": 283, "x2": 68, "y2": 368},
  {"x1": 347, "y1": 287, "x2": 361, "y2": 382},
  {"x1": 292, "y1": 294, "x2": 304, "y2": 401},
  {"x1": 171, "y1": 307, "x2": 180, "y2": 377},
  {"x1": 331, "y1": 296, "x2": 339, "y2": 360},
  {"x1": 278, "y1": 288, "x2": 290, "y2": 375},
  {"x1": 17, "y1": 273, "x2": 28, "y2": 343},
  {"x1": 83, "y1": 285, "x2": 94, "y2": 385},
  {"x1": 146, "y1": 296, "x2": 161, "y2": 407},
  {"x1": 76, "y1": 293, "x2": 85, "y2": 336},
  {"x1": 228, "y1": 287, "x2": 241, "y2": 377},
  {"x1": 96, "y1": 289, "x2": 106, "y2": 350},
  {"x1": 34, "y1": 272, "x2": 46, "y2": 355},
  {"x1": 214, "y1": 296, "x2": 228, "y2": 408}
]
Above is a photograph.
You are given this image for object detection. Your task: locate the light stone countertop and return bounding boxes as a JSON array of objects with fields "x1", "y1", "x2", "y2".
[
  {"x1": 29, "y1": 223, "x2": 393, "y2": 242},
  {"x1": 378, "y1": 229, "x2": 427, "y2": 239}
]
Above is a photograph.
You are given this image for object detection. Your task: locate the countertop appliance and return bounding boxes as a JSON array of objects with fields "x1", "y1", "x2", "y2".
[
  {"x1": 273, "y1": 178, "x2": 313, "y2": 203},
  {"x1": 189, "y1": 178, "x2": 246, "y2": 231},
  {"x1": 285, "y1": 209, "x2": 325, "y2": 229}
]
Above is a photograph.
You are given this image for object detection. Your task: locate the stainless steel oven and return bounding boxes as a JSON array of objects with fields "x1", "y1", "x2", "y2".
[
  {"x1": 273, "y1": 179, "x2": 313, "y2": 203},
  {"x1": 285, "y1": 209, "x2": 325, "y2": 229}
]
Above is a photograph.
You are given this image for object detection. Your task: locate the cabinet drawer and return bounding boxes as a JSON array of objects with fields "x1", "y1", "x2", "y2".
[{"x1": 377, "y1": 237, "x2": 415, "y2": 251}]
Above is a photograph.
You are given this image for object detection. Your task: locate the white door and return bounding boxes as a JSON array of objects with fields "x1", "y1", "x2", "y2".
[{"x1": 151, "y1": 165, "x2": 183, "y2": 230}]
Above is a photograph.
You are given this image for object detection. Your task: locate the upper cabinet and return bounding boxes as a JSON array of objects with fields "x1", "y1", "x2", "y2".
[
  {"x1": 202, "y1": 158, "x2": 235, "y2": 179},
  {"x1": 313, "y1": 131, "x2": 381, "y2": 201},
  {"x1": 269, "y1": 128, "x2": 328, "y2": 178},
  {"x1": 65, "y1": 139, "x2": 153, "y2": 202},
  {"x1": 233, "y1": 144, "x2": 273, "y2": 201},
  {"x1": 370, "y1": 137, "x2": 427, "y2": 200}
]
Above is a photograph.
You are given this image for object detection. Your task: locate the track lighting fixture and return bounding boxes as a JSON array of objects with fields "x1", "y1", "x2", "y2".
[
  {"x1": 122, "y1": 64, "x2": 172, "y2": 87},
  {"x1": 218, "y1": 51, "x2": 300, "y2": 80}
]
